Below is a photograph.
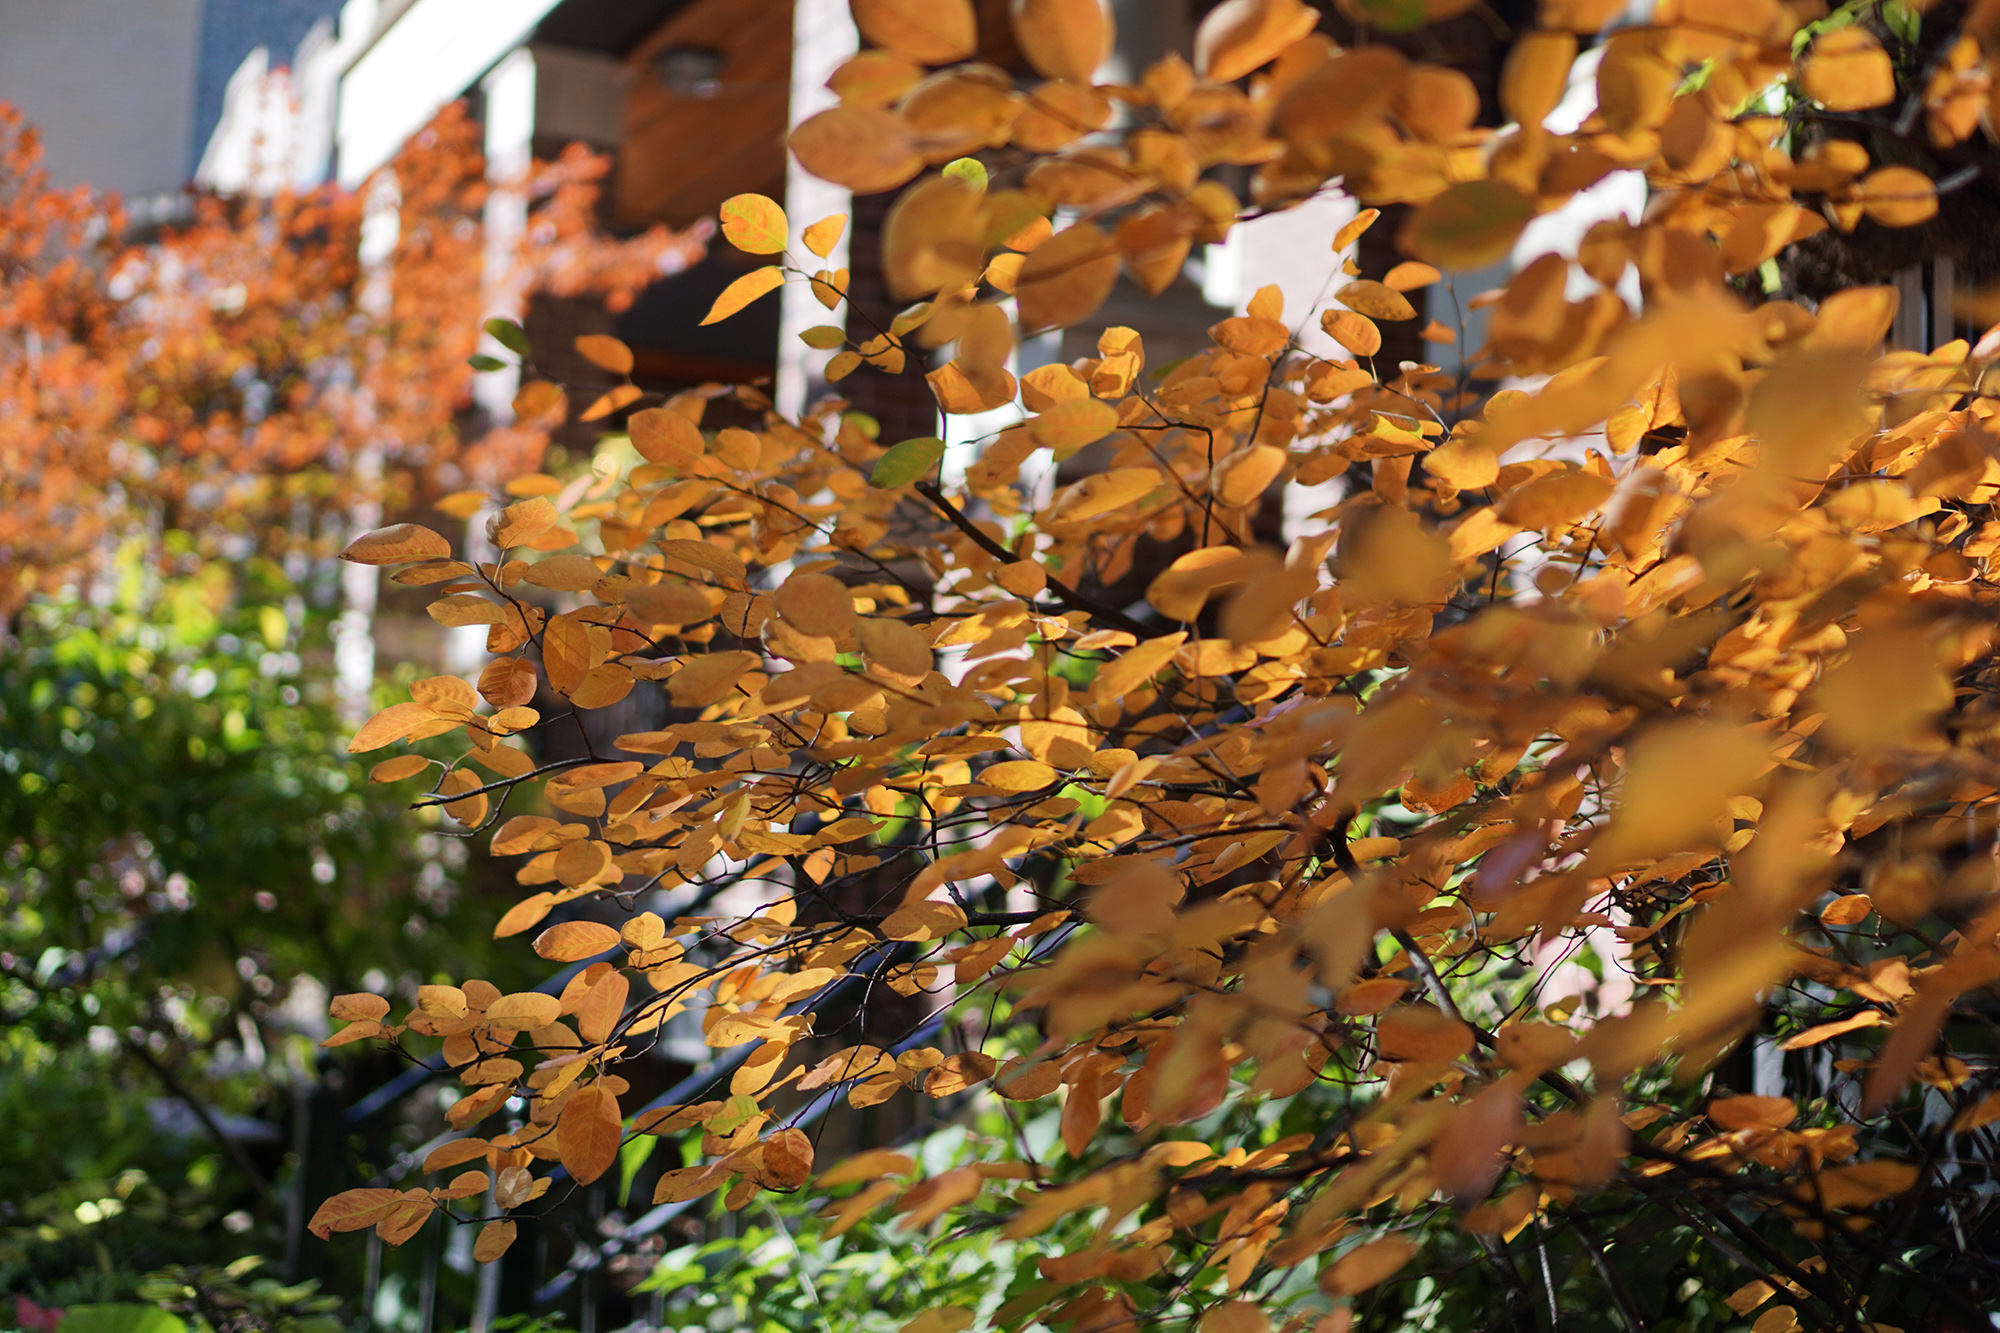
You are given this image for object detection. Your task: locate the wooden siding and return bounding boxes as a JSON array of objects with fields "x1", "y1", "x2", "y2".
[{"x1": 613, "y1": 0, "x2": 792, "y2": 229}]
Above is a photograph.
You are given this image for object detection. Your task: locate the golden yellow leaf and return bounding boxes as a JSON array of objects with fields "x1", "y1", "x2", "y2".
[
  {"x1": 1030, "y1": 397, "x2": 1119, "y2": 451},
  {"x1": 1500, "y1": 30, "x2": 1576, "y2": 129},
  {"x1": 1213, "y1": 444, "x2": 1286, "y2": 507},
  {"x1": 557, "y1": 1084, "x2": 623, "y2": 1185},
  {"x1": 883, "y1": 899, "x2": 970, "y2": 941},
  {"x1": 479, "y1": 658, "x2": 538, "y2": 708},
  {"x1": 1198, "y1": 1301, "x2": 1269, "y2": 1333},
  {"x1": 1802, "y1": 27, "x2": 1895, "y2": 111},
  {"x1": 1149, "y1": 546, "x2": 1250, "y2": 620},
  {"x1": 1708, "y1": 1094, "x2": 1796, "y2": 1130},
  {"x1": 803, "y1": 213, "x2": 848, "y2": 258},
  {"x1": 775, "y1": 571, "x2": 858, "y2": 639},
  {"x1": 330, "y1": 992, "x2": 391, "y2": 1022},
  {"x1": 348, "y1": 702, "x2": 435, "y2": 754},
  {"x1": 1016, "y1": 223, "x2": 1120, "y2": 330},
  {"x1": 720, "y1": 193, "x2": 788, "y2": 254},
  {"x1": 489, "y1": 497, "x2": 558, "y2": 549},
  {"x1": 574, "y1": 334, "x2": 633, "y2": 376},
  {"x1": 902, "y1": 1309, "x2": 975, "y2": 1333},
  {"x1": 1593, "y1": 728, "x2": 1761, "y2": 875},
  {"x1": 494, "y1": 894, "x2": 556, "y2": 939},
  {"x1": 1321, "y1": 1235, "x2": 1418, "y2": 1296},
  {"x1": 1052, "y1": 466, "x2": 1161, "y2": 521},
  {"x1": 578, "y1": 383, "x2": 642, "y2": 421},
  {"x1": 1092, "y1": 632, "x2": 1187, "y2": 703},
  {"x1": 1377, "y1": 1005, "x2": 1475, "y2": 1061},
  {"x1": 702, "y1": 266, "x2": 784, "y2": 326},
  {"x1": 342, "y1": 524, "x2": 450, "y2": 565},
  {"x1": 1857, "y1": 166, "x2": 1939, "y2": 227},
  {"x1": 812, "y1": 268, "x2": 851, "y2": 308},
  {"x1": 522, "y1": 553, "x2": 604, "y2": 592},
  {"x1": 658, "y1": 537, "x2": 746, "y2": 583},
  {"x1": 761, "y1": 1128, "x2": 815, "y2": 1190},
  {"x1": 630, "y1": 406, "x2": 704, "y2": 467},
  {"x1": 669, "y1": 651, "x2": 759, "y2": 706},
  {"x1": 927, "y1": 359, "x2": 1016, "y2": 415},
  {"x1": 1195, "y1": 0, "x2": 1320, "y2": 84},
  {"x1": 474, "y1": 1220, "x2": 517, "y2": 1263},
  {"x1": 1432, "y1": 1078, "x2": 1523, "y2": 1203},
  {"x1": 1383, "y1": 260, "x2": 1441, "y2": 291},
  {"x1": 542, "y1": 614, "x2": 593, "y2": 697},
  {"x1": 513, "y1": 380, "x2": 567, "y2": 421},
  {"x1": 1339, "y1": 505, "x2": 1453, "y2": 607},
  {"x1": 574, "y1": 969, "x2": 628, "y2": 1046},
  {"x1": 553, "y1": 840, "x2": 615, "y2": 889},
  {"x1": 1540, "y1": 0, "x2": 1625, "y2": 27},
  {"x1": 1725, "y1": 1281, "x2": 1776, "y2": 1316},
  {"x1": 1321, "y1": 308, "x2": 1382, "y2": 357},
  {"x1": 830, "y1": 51, "x2": 925, "y2": 107},
  {"x1": 1495, "y1": 469, "x2": 1612, "y2": 530},
  {"x1": 1336, "y1": 978, "x2": 1411, "y2": 1016},
  {"x1": 1813, "y1": 627, "x2": 1951, "y2": 752},
  {"x1": 883, "y1": 177, "x2": 989, "y2": 299},
  {"x1": 983, "y1": 759, "x2": 1058, "y2": 791},
  {"x1": 1751, "y1": 1306, "x2": 1799, "y2": 1333},
  {"x1": 819, "y1": 1150, "x2": 916, "y2": 1187},
  {"x1": 1333, "y1": 208, "x2": 1380, "y2": 252},
  {"x1": 422, "y1": 1139, "x2": 488, "y2": 1173},
  {"x1": 1400, "y1": 180, "x2": 1536, "y2": 270},
  {"x1": 852, "y1": 0, "x2": 978, "y2": 64},
  {"x1": 925, "y1": 1052, "x2": 997, "y2": 1096},
  {"x1": 624, "y1": 581, "x2": 713, "y2": 625},
  {"x1": 1595, "y1": 33, "x2": 1676, "y2": 133},
  {"x1": 307, "y1": 1188, "x2": 400, "y2": 1238},
  {"x1": 1012, "y1": 0, "x2": 1115, "y2": 82},
  {"x1": 858, "y1": 617, "x2": 935, "y2": 676},
  {"x1": 485, "y1": 992, "x2": 560, "y2": 1031},
  {"x1": 1802, "y1": 285, "x2": 1899, "y2": 351},
  {"x1": 995, "y1": 1056, "x2": 1063, "y2": 1099},
  {"x1": 532, "y1": 921, "x2": 621, "y2": 962}
]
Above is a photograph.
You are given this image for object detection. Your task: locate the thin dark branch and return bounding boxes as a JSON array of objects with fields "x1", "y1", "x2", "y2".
[
  {"x1": 124, "y1": 1031, "x2": 273, "y2": 1195},
  {"x1": 913, "y1": 481, "x2": 1152, "y2": 639}
]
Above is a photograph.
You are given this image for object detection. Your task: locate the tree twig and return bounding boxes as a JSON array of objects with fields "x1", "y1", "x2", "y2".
[
  {"x1": 124, "y1": 1031, "x2": 273, "y2": 1195},
  {"x1": 913, "y1": 481, "x2": 1152, "y2": 639},
  {"x1": 1572, "y1": 1214, "x2": 1648, "y2": 1333}
]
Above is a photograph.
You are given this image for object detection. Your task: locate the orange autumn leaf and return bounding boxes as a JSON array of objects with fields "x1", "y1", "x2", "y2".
[{"x1": 557, "y1": 1083, "x2": 624, "y2": 1185}]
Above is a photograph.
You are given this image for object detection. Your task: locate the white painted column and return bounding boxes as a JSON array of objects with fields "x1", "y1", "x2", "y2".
[
  {"x1": 474, "y1": 46, "x2": 536, "y2": 428},
  {"x1": 439, "y1": 48, "x2": 537, "y2": 679},
  {"x1": 774, "y1": 0, "x2": 859, "y2": 421}
]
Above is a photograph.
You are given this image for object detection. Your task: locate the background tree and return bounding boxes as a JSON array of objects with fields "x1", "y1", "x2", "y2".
[
  {"x1": 0, "y1": 94, "x2": 705, "y2": 1314},
  {"x1": 0, "y1": 101, "x2": 701, "y2": 615}
]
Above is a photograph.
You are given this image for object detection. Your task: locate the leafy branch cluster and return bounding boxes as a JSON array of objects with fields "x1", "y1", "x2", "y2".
[{"x1": 313, "y1": 0, "x2": 2000, "y2": 1329}]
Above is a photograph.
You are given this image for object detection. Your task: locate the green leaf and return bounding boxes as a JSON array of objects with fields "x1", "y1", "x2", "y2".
[
  {"x1": 942, "y1": 158, "x2": 989, "y2": 192},
  {"x1": 1883, "y1": 0, "x2": 1920, "y2": 45},
  {"x1": 870, "y1": 436, "x2": 946, "y2": 488},
  {"x1": 619, "y1": 1132, "x2": 658, "y2": 1207},
  {"x1": 1400, "y1": 180, "x2": 1536, "y2": 270},
  {"x1": 483, "y1": 318, "x2": 530, "y2": 356},
  {"x1": 56, "y1": 1306, "x2": 188, "y2": 1333},
  {"x1": 800, "y1": 325, "x2": 847, "y2": 350},
  {"x1": 709, "y1": 1092, "x2": 761, "y2": 1135},
  {"x1": 1352, "y1": 0, "x2": 1427, "y2": 30},
  {"x1": 467, "y1": 353, "x2": 508, "y2": 372}
]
